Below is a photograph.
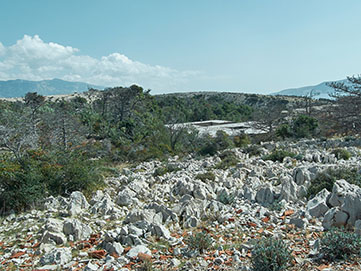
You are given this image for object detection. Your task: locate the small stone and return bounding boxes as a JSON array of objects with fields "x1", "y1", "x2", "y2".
[{"x1": 127, "y1": 245, "x2": 151, "y2": 258}]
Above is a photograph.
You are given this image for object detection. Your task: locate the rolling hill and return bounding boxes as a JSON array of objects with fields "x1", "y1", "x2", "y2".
[
  {"x1": 0, "y1": 78, "x2": 104, "y2": 98},
  {"x1": 271, "y1": 79, "x2": 347, "y2": 99}
]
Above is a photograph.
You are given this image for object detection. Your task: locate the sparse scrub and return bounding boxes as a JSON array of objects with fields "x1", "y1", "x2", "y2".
[
  {"x1": 307, "y1": 167, "x2": 361, "y2": 199},
  {"x1": 215, "y1": 150, "x2": 239, "y2": 169},
  {"x1": 251, "y1": 237, "x2": 293, "y2": 271},
  {"x1": 195, "y1": 171, "x2": 215, "y2": 182},
  {"x1": 245, "y1": 144, "x2": 263, "y2": 156},
  {"x1": 331, "y1": 148, "x2": 352, "y2": 160},
  {"x1": 320, "y1": 227, "x2": 361, "y2": 261},
  {"x1": 262, "y1": 149, "x2": 296, "y2": 162},
  {"x1": 186, "y1": 231, "x2": 213, "y2": 253},
  {"x1": 233, "y1": 133, "x2": 251, "y2": 148},
  {"x1": 153, "y1": 163, "x2": 181, "y2": 177}
]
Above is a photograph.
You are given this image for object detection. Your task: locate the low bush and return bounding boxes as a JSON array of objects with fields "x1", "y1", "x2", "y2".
[
  {"x1": 186, "y1": 231, "x2": 212, "y2": 253},
  {"x1": 245, "y1": 145, "x2": 263, "y2": 157},
  {"x1": 215, "y1": 151, "x2": 239, "y2": 169},
  {"x1": 320, "y1": 227, "x2": 361, "y2": 261},
  {"x1": 198, "y1": 131, "x2": 234, "y2": 157},
  {"x1": 195, "y1": 171, "x2": 215, "y2": 182},
  {"x1": 153, "y1": 163, "x2": 181, "y2": 177},
  {"x1": 262, "y1": 149, "x2": 296, "y2": 162},
  {"x1": 307, "y1": 167, "x2": 361, "y2": 199},
  {"x1": 0, "y1": 149, "x2": 103, "y2": 214},
  {"x1": 251, "y1": 237, "x2": 293, "y2": 271},
  {"x1": 331, "y1": 148, "x2": 352, "y2": 160},
  {"x1": 233, "y1": 133, "x2": 251, "y2": 148}
]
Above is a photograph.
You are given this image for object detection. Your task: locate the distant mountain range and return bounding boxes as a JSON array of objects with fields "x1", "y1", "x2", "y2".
[
  {"x1": 0, "y1": 78, "x2": 350, "y2": 99},
  {"x1": 0, "y1": 79, "x2": 104, "y2": 98},
  {"x1": 271, "y1": 79, "x2": 347, "y2": 99}
]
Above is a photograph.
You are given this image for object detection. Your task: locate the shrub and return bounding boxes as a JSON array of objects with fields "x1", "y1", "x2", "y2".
[
  {"x1": 198, "y1": 131, "x2": 234, "y2": 157},
  {"x1": 276, "y1": 115, "x2": 318, "y2": 139},
  {"x1": 0, "y1": 149, "x2": 103, "y2": 214},
  {"x1": 251, "y1": 237, "x2": 293, "y2": 271},
  {"x1": 215, "y1": 151, "x2": 239, "y2": 169},
  {"x1": 320, "y1": 227, "x2": 361, "y2": 261},
  {"x1": 245, "y1": 145, "x2": 263, "y2": 156},
  {"x1": 292, "y1": 114, "x2": 318, "y2": 138},
  {"x1": 307, "y1": 167, "x2": 361, "y2": 199},
  {"x1": 153, "y1": 163, "x2": 180, "y2": 177},
  {"x1": 262, "y1": 149, "x2": 296, "y2": 162},
  {"x1": 331, "y1": 148, "x2": 352, "y2": 160},
  {"x1": 276, "y1": 124, "x2": 292, "y2": 140},
  {"x1": 187, "y1": 231, "x2": 212, "y2": 253},
  {"x1": 233, "y1": 133, "x2": 251, "y2": 148},
  {"x1": 195, "y1": 171, "x2": 215, "y2": 182}
]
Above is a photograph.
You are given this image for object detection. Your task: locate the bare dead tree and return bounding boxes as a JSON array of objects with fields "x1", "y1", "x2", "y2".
[{"x1": 327, "y1": 76, "x2": 361, "y2": 135}]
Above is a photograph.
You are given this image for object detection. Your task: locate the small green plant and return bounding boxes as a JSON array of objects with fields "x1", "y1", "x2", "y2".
[
  {"x1": 187, "y1": 231, "x2": 212, "y2": 253},
  {"x1": 331, "y1": 148, "x2": 352, "y2": 160},
  {"x1": 307, "y1": 167, "x2": 361, "y2": 199},
  {"x1": 251, "y1": 237, "x2": 293, "y2": 271},
  {"x1": 320, "y1": 227, "x2": 361, "y2": 261},
  {"x1": 262, "y1": 149, "x2": 296, "y2": 162},
  {"x1": 195, "y1": 171, "x2": 215, "y2": 182}
]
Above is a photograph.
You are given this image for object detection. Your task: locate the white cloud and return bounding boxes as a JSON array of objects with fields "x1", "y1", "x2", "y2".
[{"x1": 0, "y1": 35, "x2": 199, "y2": 92}]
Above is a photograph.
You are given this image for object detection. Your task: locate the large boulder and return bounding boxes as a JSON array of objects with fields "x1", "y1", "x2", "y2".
[
  {"x1": 307, "y1": 188, "x2": 330, "y2": 218},
  {"x1": 255, "y1": 183, "x2": 275, "y2": 205},
  {"x1": 279, "y1": 176, "x2": 298, "y2": 202},
  {"x1": 41, "y1": 218, "x2": 67, "y2": 245},
  {"x1": 40, "y1": 247, "x2": 72, "y2": 265},
  {"x1": 323, "y1": 179, "x2": 361, "y2": 229},
  {"x1": 63, "y1": 218, "x2": 92, "y2": 241},
  {"x1": 67, "y1": 191, "x2": 89, "y2": 216},
  {"x1": 293, "y1": 167, "x2": 310, "y2": 185}
]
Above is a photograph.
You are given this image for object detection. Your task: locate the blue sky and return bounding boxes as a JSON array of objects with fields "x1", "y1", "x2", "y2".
[{"x1": 0, "y1": 0, "x2": 361, "y2": 94}]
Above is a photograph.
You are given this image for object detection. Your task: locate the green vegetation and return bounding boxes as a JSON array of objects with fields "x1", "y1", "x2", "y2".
[
  {"x1": 276, "y1": 114, "x2": 318, "y2": 139},
  {"x1": 320, "y1": 227, "x2": 361, "y2": 261},
  {"x1": 186, "y1": 231, "x2": 213, "y2": 253},
  {"x1": 0, "y1": 149, "x2": 103, "y2": 213},
  {"x1": 251, "y1": 237, "x2": 293, "y2": 271},
  {"x1": 195, "y1": 171, "x2": 215, "y2": 182},
  {"x1": 153, "y1": 163, "x2": 181, "y2": 177},
  {"x1": 307, "y1": 167, "x2": 361, "y2": 199},
  {"x1": 215, "y1": 150, "x2": 239, "y2": 169},
  {"x1": 331, "y1": 148, "x2": 352, "y2": 160},
  {"x1": 262, "y1": 149, "x2": 296, "y2": 162},
  {"x1": 0, "y1": 87, "x2": 259, "y2": 215},
  {"x1": 245, "y1": 144, "x2": 263, "y2": 156},
  {"x1": 233, "y1": 133, "x2": 251, "y2": 148}
]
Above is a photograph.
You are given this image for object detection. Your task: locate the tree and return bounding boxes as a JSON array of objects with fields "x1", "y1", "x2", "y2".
[
  {"x1": 327, "y1": 76, "x2": 361, "y2": 135},
  {"x1": 304, "y1": 89, "x2": 319, "y2": 116}
]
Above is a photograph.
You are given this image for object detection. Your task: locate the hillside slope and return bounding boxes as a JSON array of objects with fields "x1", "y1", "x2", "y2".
[{"x1": 271, "y1": 79, "x2": 347, "y2": 99}]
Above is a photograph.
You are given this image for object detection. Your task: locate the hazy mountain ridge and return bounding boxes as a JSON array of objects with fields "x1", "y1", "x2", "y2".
[
  {"x1": 0, "y1": 78, "x2": 104, "y2": 98},
  {"x1": 272, "y1": 79, "x2": 348, "y2": 99}
]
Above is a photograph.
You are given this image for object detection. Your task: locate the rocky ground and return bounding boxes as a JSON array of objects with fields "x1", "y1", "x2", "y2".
[{"x1": 1, "y1": 138, "x2": 361, "y2": 271}]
